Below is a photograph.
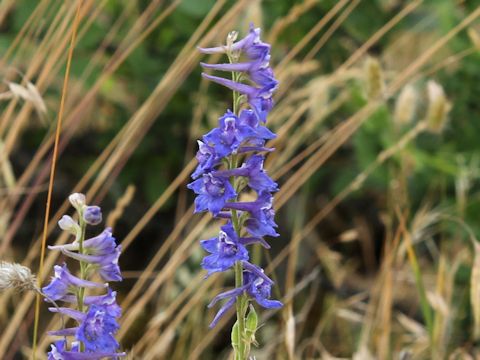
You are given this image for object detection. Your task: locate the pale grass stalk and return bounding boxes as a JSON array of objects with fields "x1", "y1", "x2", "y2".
[
  {"x1": 1, "y1": 0, "x2": 183, "y2": 255},
  {"x1": 303, "y1": 0, "x2": 361, "y2": 61},
  {"x1": 268, "y1": 121, "x2": 429, "y2": 274},
  {"x1": 106, "y1": 185, "x2": 136, "y2": 228},
  {"x1": 0, "y1": 0, "x2": 182, "y2": 253},
  {"x1": 431, "y1": 255, "x2": 448, "y2": 358},
  {"x1": 0, "y1": 0, "x2": 50, "y2": 62},
  {"x1": 276, "y1": 0, "x2": 350, "y2": 73},
  {"x1": 0, "y1": 2, "x2": 69, "y2": 138},
  {"x1": 143, "y1": 276, "x2": 217, "y2": 359},
  {"x1": 271, "y1": 89, "x2": 351, "y2": 172},
  {"x1": 275, "y1": 6, "x2": 480, "y2": 210},
  {"x1": 117, "y1": 215, "x2": 211, "y2": 339},
  {"x1": 131, "y1": 271, "x2": 208, "y2": 353},
  {"x1": 267, "y1": 0, "x2": 318, "y2": 44},
  {"x1": 1, "y1": 1, "x2": 96, "y2": 151},
  {"x1": 121, "y1": 204, "x2": 196, "y2": 310},
  {"x1": 275, "y1": 0, "x2": 421, "y2": 101},
  {"x1": 283, "y1": 198, "x2": 306, "y2": 359},
  {"x1": 415, "y1": 46, "x2": 477, "y2": 81}
]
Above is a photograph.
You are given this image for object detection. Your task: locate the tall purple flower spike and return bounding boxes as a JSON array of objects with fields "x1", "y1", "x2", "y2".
[{"x1": 189, "y1": 24, "x2": 282, "y2": 330}]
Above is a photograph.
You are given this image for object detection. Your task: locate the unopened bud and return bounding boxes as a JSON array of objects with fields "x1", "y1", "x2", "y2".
[
  {"x1": 227, "y1": 31, "x2": 239, "y2": 47},
  {"x1": 83, "y1": 206, "x2": 102, "y2": 225},
  {"x1": 245, "y1": 304, "x2": 258, "y2": 341},
  {"x1": 68, "y1": 193, "x2": 86, "y2": 212},
  {"x1": 426, "y1": 80, "x2": 451, "y2": 133},
  {"x1": 58, "y1": 215, "x2": 80, "y2": 234}
]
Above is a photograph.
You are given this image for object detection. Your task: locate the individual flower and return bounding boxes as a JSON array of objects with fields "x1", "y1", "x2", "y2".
[
  {"x1": 214, "y1": 154, "x2": 278, "y2": 193},
  {"x1": 59, "y1": 246, "x2": 122, "y2": 282},
  {"x1": 206, "y1": 264, "x2": 278, "y2": 328},
  {"x1": 192, "y1": 140, "x2": 220, "y2": 179},
  {"x1": 244, "y1": 271, "x2": 283, "y2": 309},
  {"x1": 201, "y1": 222, "x2": 249, "y2": 276},
  {"x1": 61, "y1": 288, "x2": 122, "y2": 318},
  {"x1": 200, "y1": 60, "x2": 277, "y2": 89},
  {"x1": 225, "y1": 191, "x2": 279, "y2": 237},
  {"x1": 187, "y1": 173, "x2": 236, "y2": 215},
  {"x1": 42, "y1": 264, "x2": 106, "y2": 301},
  {"x1": 77, "y1": 304, "x2": 120, "y2": 352},
  {"x1": 49, "y1": 304, "x2": 121, "y2": 354},
  {"x1": 203, "y1": 110, "x2": 256, "y2": 157},
  {"x1": 198, "y1": 25, "x2": 267, "y2": 60},
  {"x1": 49, "y1": 228, "x2": 117, "y2": 256},
  {"x1": 238, "y1": 109, "x2": 276, "y2": 144},
  {"x1": 83, "y1": 206, "x2": 102, "y2": 225},
  {"x1": 201, "y1": 74, "x2": 276, "y2": 123}
]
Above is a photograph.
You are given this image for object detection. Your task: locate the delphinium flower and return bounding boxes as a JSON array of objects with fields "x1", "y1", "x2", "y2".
[
  {"x1": 189, "y1": 24, "x2": 282, "y2": 359},
  {"x1": 42, "y1": 193, "x2": 126, "y2": 359}
]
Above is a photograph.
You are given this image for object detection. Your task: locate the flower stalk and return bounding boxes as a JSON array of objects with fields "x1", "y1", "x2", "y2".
[
  {"x1": 189, "y1": 24, "x2": 282, "y2": 359},
  {"x1": 42, "y1": 193, "x2": 126, "y2": 358}
]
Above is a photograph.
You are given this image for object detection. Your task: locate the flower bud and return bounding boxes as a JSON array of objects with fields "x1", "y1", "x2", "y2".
[
  {"x1": 83, "y1": 206, "x2": 102, "y2": 225},
  {"x1": 69, "y1": 193, "x2": 86, "y2": 212},
  {"x1": 245, "y1": 305, "x2": 258, "y2": 341},
  {"x1": 58, "y1": 215, "x2": 80, "y2": 234}
]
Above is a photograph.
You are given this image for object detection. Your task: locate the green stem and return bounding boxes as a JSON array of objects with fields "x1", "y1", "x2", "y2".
[
  {"x1": 76, "y1": 215, "x2": 87, "y2": 351},
  {"x1": 227, "y1": 47, "x2": 249, "y2": 360}
]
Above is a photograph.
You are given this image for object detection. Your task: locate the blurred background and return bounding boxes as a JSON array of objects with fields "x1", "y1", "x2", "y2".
[{"x1": 1, "y1": 0, "x2": 480, "y2": 358}]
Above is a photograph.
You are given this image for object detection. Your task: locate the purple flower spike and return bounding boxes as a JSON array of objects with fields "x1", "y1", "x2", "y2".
[
  {"x1": 83, "y1": 206, "x2": 102, "y2": 225},
  {"x1": 192, "y1": 24, "x2": 282, "y2": 331},
  {"x1": 187, "y1": 173, "x2": 236, "y2": 215},
  {"x1": 44, "y1": 193, "x2": 124, "y2": 357},
  {"x1": 42, "y1": 264, "x2": 106, "y2": 301},
  {"x1": 201, "y1": 221, "x2": 249, "y2": 276}
]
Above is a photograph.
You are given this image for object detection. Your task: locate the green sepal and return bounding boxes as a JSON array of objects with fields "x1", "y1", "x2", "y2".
[
  {"x1": 245, "y1": 304, "x2": 258, "y2": 341},
  {"x1": 231, "y1": 320, "x2": 240, "y2": 351}
]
